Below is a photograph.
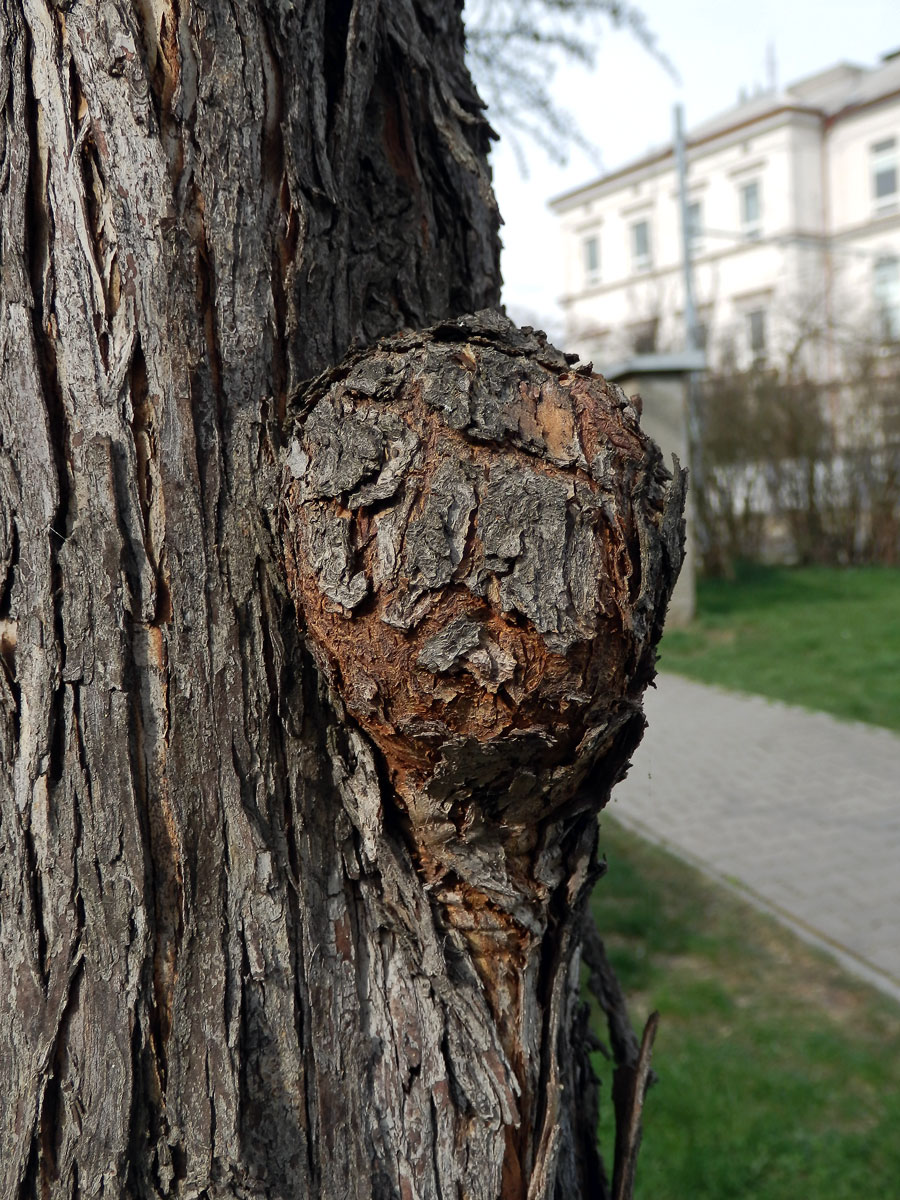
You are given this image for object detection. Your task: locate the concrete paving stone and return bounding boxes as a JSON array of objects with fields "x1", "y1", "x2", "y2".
[{"x1": 612, "y1": 674, "x2": 900, "y2": 1002}]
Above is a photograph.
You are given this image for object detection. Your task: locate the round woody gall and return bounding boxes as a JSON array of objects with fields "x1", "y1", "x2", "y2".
[{"x1": 283, "y1": 311, "x2": 685, "y2": 839}]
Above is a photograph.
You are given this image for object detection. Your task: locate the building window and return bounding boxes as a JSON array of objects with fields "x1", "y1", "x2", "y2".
[
  {"x1": 871, "y1": 138, "x2": 898, "y2": 212},
  {"x1": 583, "y1": 234, "x2": 600, "y2": 286},
  {"x1": 631, "y1": 219, "x2": 652, "y2": 271},
  {"x1": 739, "y1": 180, "x2": 762, "y2": 239},
  {"x1": 687, "y1": 200, "x2": 703, "y2": 254},
  {"x1": 747, "y1": 308, "x2": 766, "y2": 361},
  {"x1": 874, "y1": 256, "x2": 900, "y2": 340},
  {"x1": 630, "y1": 317, "x2": 659, "y2": 354}
]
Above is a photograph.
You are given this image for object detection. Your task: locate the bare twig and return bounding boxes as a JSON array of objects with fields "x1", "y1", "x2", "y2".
[
  {"x1": 582, "y1": 909, "x2": 642, "y2": 1070},
  {"x1": 464, "y1": 0, "x2": 677, "y2": 165},
  {"x1": 612, "y1": 1011, "x2": 660, "y2": 1200},
  {"x1": 582, "y1": 915, "x2": 659, "y2": 1200}
]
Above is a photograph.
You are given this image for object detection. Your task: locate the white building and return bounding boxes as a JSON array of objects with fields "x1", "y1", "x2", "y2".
[{"x1": 550, "y1": 52, "x2": 900, "y2": 377}]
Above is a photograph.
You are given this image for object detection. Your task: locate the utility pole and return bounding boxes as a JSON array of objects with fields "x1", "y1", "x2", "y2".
[
  {"x1": 673, "y1": 102, "x2": 708, "y2": 572},
  {"x1": 766, "y1": 39, "x2": 778, "y2": 93},
  {"x1": 674, "y1": 102, "x2": 701, "y2": 352}
]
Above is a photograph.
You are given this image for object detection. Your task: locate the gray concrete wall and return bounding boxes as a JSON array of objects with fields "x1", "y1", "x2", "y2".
[{"x1": 618, "y1": 373, "x2": 696, "y2": 627}]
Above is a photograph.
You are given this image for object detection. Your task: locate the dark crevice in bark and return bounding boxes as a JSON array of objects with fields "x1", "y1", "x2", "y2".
[
  {"x1": 110, "y1": 444, "x2": 147, "y2": 624},
  {"x1": 0, "y1": 520, "x2": 17, "y2": 620},
  {"x1": 188, "y1": 219, "x2": 231, "y2": 622},
  {"x1": 46, "y1": 670, "x2": 68, "y2": 789},
  {"x1": 322, "y1": 0, "x2": 355, "y2": 131},
  {"x1": 119, "y1": 606, "x2": 182, "y2": 1111},
  {"x1": 127, "y1": 1014, "x2": 163, "y2": 1198},
  {"x1": 192, "y1": 216, "x2": 224, "y2": 405},
  {"x1": 229, "y1": 737, "x2": 260, "y2": 836},
  {"x1": 257, "y1": 9, "x2": 292, "y2": 415},
  {"x1": 22, "y1": 825, "x2": 49, "y2": 990},
  {"x1": 236, "y1": 927, "x2": 263, "y2": 1185},
  {"x1": 66, "y1": 53, "x2": 82, "y2": 130},
  {"x1": 259, "y1": 574, "x2": 304, "y2": 892},
  {"x1": 575, "y1": 712, "x2": 649, "y2": 819},
  {"x1": 68, "y1": 690, "x2": 88, "y2": 840},
  {"x1": 70, "y1": 58, "x2": 114, "y2": 346},
  {"x1": 22, "y1": 27, "x2": 49, "y2": 327},
  {"x1": 169, "y1": 1142, "x2": 188, "y2": 1188},
  {"x1": 257, "y1": 7, "x2": 285, "y2": 183},
  {"x1": 0, "y1": 521, "x2": 21, "y2": 746},
  {"x1": 39, "y1": 956, "x2": 84, "y2": 1193},
  {"x1": 0, "y1": 643, "x2": 20, "y2": 749},
  {"x1": 17, "y1": 1133, "x2": 39, "y2": 1200},
  {"x1": 272, "y1": 175, "x2": 298, "y2": 420},
  {"x1": 128, "y1": 343, "x2": 155, "y2": 549}
]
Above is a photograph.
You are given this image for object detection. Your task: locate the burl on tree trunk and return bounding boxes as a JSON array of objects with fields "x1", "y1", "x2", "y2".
[{"x1": 281, "y1": 310, "x2": 685, "y2": 1196}]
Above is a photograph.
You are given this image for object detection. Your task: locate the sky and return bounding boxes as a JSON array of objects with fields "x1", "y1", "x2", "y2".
[{"x1": 489, "y1": 0, "x2": 899, "y2": 341}]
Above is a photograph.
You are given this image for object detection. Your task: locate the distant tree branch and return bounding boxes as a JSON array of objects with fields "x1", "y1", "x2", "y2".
[{"x1": 464, "y1": 0, "x2": 677, "y2": 166}]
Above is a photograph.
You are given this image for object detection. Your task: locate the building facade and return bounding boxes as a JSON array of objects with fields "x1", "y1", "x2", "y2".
[{"x1": 550, "y1": 53, "x2": 900, "y2": 378}]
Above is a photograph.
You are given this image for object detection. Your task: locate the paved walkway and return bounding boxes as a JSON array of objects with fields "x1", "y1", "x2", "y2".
[{"x1": 610, "y1": 674, "x2": 900, "y2": 1003}]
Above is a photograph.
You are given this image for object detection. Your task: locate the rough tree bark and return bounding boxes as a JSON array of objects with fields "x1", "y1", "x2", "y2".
[{"x1": 0, "y1": 5, "x2": 683, "y2": 1199}]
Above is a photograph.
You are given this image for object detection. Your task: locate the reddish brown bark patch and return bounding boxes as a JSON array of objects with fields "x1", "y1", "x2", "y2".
[{"x1": 282, "y1": 311, "x2": 685, "y2": 818}]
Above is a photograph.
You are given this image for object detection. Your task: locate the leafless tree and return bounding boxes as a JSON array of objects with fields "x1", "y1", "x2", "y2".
[{"x1": 464, "y1": 0, "x2": 671, "y2": 163}]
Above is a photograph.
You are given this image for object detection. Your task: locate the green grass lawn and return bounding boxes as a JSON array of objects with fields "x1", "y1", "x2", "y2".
[
  {"x1": 659, "y1": 564, "x2": 900, "y2": 732},
  {"x1": 591, "y1": 818, "x2": 900, "y2": 1200}
]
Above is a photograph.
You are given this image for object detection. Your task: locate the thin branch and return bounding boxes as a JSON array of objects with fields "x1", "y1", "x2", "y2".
[
  {"x1": 583, "y1": 914, "x2": 659, "y2": 1200},
  {"x1": 612, "y1": 1011, "x2": 659, "y2": 1200},
  {"x1": 464, "y1": 0, "x2": 677, "y2": 165},
  {"x1": 582, "y1": 911, "x2": 642, "y2": 1070}
]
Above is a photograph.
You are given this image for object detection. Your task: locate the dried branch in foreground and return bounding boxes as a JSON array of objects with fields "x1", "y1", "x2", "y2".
[
  {"x1": 612, "y1": 1012, "x2": 660, "y2": 1200},
  {"x1": 583, "y1": 917, "x2": 659, "y2": 1199}
]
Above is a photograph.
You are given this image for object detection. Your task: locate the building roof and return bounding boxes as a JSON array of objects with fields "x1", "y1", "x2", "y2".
[
  {"x1": 602, "y1": 351, "x2": 708, "y2": 381},
  {"x1": 550, "y1": 52, "x2": 900, "y2": 212}
]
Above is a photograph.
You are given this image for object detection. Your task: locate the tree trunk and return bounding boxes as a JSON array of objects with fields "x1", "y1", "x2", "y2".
[{"x1": 0, "y1": 5, "x2": 683, "y2": 1198}]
